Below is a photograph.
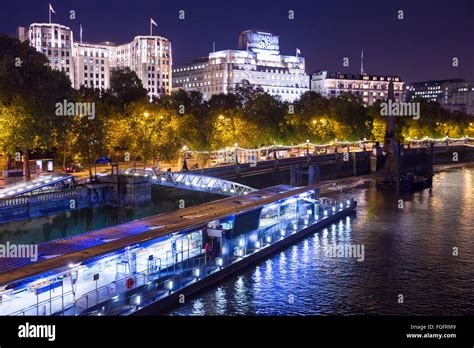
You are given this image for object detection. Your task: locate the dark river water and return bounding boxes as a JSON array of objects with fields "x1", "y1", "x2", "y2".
[
  {"x1": 1, "y1": 166, "x2": 472, "y2": 315},
  {"x1": 0, "y1": 187, "x2": 222, "y2": 245},
  {"x1": 167, "y1": 165, "x2": 474, "y2": 315}
]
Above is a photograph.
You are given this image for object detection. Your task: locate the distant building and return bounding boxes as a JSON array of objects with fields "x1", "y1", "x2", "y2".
[
  {"x1": 405, "y1": 79, "x2": 474, "y2": 115},
  {"x1": 173, "y1": 30, "x2": 310, "y2": 102},
  {"x1": 17, "y1": 24, "x2": 172, "y2": 98},
  {"x1": 405, "y1": 79, "x2": 465, "y2": 103},
  {"x1": 73, "y1": 42, "x2": 113, "y2": 90},
  {"x1": 113, "y1": 36, "x2": 172, "y2": 96},
  {"x1": 311, "y1": 71, "x2": 404, "y2": 106},
  {"x1": 18, "y1": 23, "x2": 75, "y2": 86}
]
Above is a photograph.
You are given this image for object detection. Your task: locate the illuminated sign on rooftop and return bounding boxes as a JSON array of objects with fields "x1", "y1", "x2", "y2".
[{"x1": 238, "y1": 30, "x2": 280, "y2": 55}]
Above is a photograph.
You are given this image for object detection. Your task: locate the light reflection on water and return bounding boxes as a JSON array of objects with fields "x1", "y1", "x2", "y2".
[{"x1": 168, "y1": 166, "x2": 474, "y2": 315}]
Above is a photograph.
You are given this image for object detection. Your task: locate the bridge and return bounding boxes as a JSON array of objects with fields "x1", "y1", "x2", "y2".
[
  {"x1": 121, "y1": 168, "x2": 256, "y2": 196},
  {"x1": 0, "y1": 174, "x2": 75, "y2": 199}
]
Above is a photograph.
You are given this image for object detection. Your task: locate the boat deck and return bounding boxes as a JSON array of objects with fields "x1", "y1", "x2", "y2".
[{"x1": 0, "y1": 184, "x2": 316, "y2": 286}]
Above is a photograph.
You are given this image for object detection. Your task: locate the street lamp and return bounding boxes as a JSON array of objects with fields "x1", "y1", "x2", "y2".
[{"x1": 306, "y1": 139, "x2": 310, "y2": 156}]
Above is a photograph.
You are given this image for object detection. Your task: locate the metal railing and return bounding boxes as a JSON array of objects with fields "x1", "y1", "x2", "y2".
[{"x1": 122, "y1": 168, "x2": 256, "y2": 196}]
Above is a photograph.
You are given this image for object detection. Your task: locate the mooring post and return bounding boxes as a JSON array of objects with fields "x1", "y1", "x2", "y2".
[
  {"x1": 429, "y1": 142, "x2": 434, "y2": 187},
  {"x1": 352, "y1": 152, "x2": 357, "y2": 176},
  {"x1": 396, "y1": 143, "x2": 401, "y2": 193}
]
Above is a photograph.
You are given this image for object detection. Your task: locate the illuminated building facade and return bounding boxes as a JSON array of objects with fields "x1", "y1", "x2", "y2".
[
  {"x1": 405, "y1": 79, "x2": 474, "y2": 115},
  {"x1": 113, "y1": 36, "x2": 172, "y2": 97},
  {"x1": 17, "y1": 24, "x2": 172, "y2": 97},
  {"x1": 73, "y1": 42, "x2": 113, "y2": 90},
  {"x1": 311, "y1": 71, "x2": 404, "y2": 106},
  {"x1": 18, "y1": 23, "x2": 75, "y2": 86},
  {"x1": 173, "y1": 30, "x2": 310, "y2": 102}
]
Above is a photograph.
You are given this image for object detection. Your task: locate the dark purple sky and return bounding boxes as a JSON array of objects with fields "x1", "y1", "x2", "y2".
[{"x1": 2, "y1": 0, "x2": 473, "y2": 83}]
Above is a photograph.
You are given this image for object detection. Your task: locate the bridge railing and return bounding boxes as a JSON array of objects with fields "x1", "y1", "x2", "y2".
[{"x1": 122, "y1": 168, "x2": 256, "y2": 196}]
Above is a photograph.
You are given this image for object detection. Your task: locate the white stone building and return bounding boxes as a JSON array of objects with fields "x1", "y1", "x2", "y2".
[
  {"x1": 311, "y1": 71, "x2": 404, "y2": 106},
  {"x1": 18, "y1": 23, "x2": 75, "y2": 86},
  {"x1": 173, "y1": 30, "x2": 310, "y2": 102},
  {"x1": 17, "y1": 24, "x2": 172, "y2": 98}
]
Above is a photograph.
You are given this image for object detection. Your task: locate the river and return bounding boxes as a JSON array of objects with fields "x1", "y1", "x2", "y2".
[{"x1": 167, "y1": 165, "x2": 474, "y2": 315}]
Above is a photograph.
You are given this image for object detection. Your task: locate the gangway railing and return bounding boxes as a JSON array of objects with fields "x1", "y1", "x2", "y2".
[
  {"x1": 121, "y1": 168, "x2": 256, "y2": 196},
  {"x1": 0, "y1": 174, "x2": 75, "y2": 199}
]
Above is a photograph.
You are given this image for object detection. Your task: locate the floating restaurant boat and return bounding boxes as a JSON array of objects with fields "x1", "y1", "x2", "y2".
[{"x1": 0, "y1": 184, "x2": 356, "y2": 316}]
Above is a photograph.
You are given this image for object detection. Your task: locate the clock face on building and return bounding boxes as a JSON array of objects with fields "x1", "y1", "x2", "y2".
[{"x1": 257, "y1": 34, "x2": 271, "y2": 48}]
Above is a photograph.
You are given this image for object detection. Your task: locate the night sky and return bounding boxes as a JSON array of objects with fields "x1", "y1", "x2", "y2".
[{"x1": 1, "y1": 0, "x2": 473, "y2": 83}]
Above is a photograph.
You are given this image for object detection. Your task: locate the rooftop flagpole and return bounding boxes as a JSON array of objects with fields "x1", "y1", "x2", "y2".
[
  {"x1": 48, "y1": 3, "x2": 56, "y2": 24},
  {"x1": 150, "y1": 18, "x2": 157, "y2": 36}
]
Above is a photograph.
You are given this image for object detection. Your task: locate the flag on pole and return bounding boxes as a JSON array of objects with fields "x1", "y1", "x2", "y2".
[
  {"x1": 80, "y1": 24, "x2": 83, "y2": 43},
  {"x1": 150, "y1": 18, "x2": 157, "y2": 36},
  {"x1": 296, "y1": 48, "x2": 301, "y2": 56},
  {"x1": 49, "y1": 3, "x2": 55, "y2": 23}
]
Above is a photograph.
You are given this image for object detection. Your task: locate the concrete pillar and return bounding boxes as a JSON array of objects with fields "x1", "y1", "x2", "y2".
[
  {"x1": 290, "y1": 165, "x2": 297, "y2": 187},
  {"x1": 297, "y1": 163, "x2": 303, "y2": 186},
  {"x1": 351, "y1": 152, "x2": 357, "y2": 176},
  {"x1": 308, "y1": 164, "x2": 315, "y2": 185}
]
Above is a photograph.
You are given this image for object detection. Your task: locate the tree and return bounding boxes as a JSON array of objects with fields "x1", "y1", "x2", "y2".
[
  {"x1": 0, "y1": 35, "x2": 75, "y2": 176},
  {"x1": 110, "y1": 68, "x2": 148, "y2": 105},
  {"x1": 69, "y1": 88, "x2": 107, "y2": 178}
]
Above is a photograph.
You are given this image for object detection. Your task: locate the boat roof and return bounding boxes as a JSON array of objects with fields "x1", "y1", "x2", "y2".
[{"x1": 0, "y1": 184, "x2": 317, "y2": 286}]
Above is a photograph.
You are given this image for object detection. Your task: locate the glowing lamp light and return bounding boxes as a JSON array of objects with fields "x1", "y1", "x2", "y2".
[
  {"x1": 346, "y1": 199, "x2": 351, "y2": 206},
  {"x1": 332, "y1": 206, "x2": 336, "y2": 212},
  {"x1": 167, "y1": 280, "x2": 174, "y2": 291},
  {"x1": 255, "y1": 241, "x2": 261, "y2": 248},
  {"x1": 324, "y1": 210, "x2": 328, "y2": 217},
  {"x1": 239, "y1": 239, "x2": 245, "y2": 247},
  {"x1": 217, "y1": 258, "x2": 223, "y2": 267},
  {"x1": 195, "y1": 268, "x2": 200, "y2": 279},
  {"x1": 339, "y1": 203, "x2": 343, "y2": 209},
  {"x1": 266, "y1": 236, "x2": 271, "y2": 243},
  {"x1": 280, "y1": 229, "x2": 285, "y2": 237},
  {"x1": 315, "y1": 214, "x2": 319, "y2": 220}
]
